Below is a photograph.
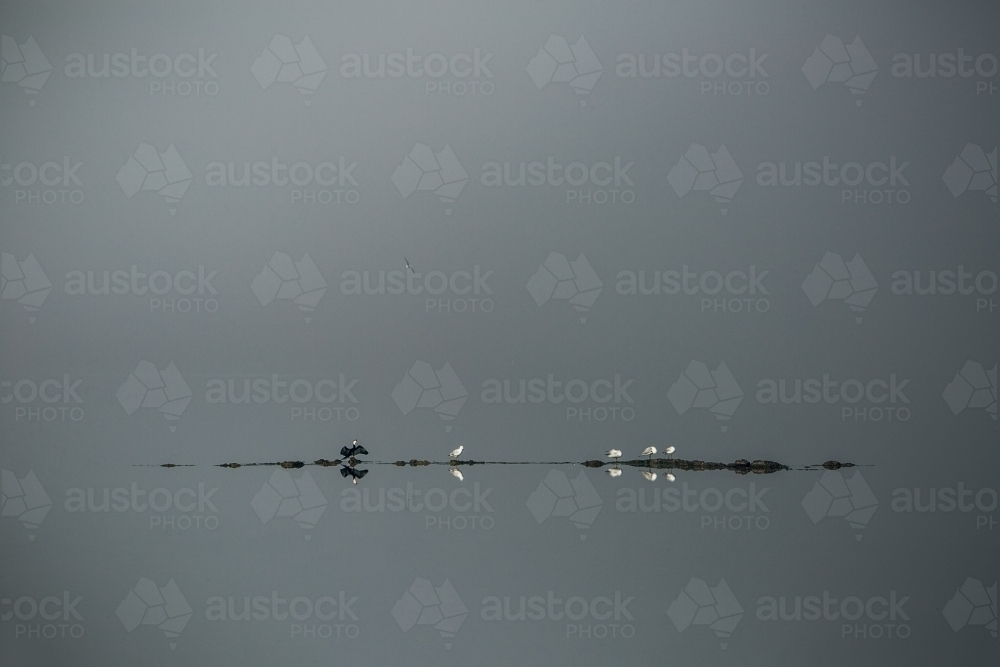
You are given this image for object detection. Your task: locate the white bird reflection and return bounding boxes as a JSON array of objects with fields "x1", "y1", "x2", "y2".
[{"x1": 158, "y1": 438, "x2": 846, "y2": 492}]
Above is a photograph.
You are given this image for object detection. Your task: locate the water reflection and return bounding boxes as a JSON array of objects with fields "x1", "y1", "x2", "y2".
[{"x1": 152, "y1": 439, "x2": 858, "y2": 484}]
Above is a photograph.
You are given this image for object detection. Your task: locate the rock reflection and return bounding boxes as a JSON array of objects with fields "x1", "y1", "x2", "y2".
[{"x1": 154, "y1": 443, "x2": 857, "y2": 483}]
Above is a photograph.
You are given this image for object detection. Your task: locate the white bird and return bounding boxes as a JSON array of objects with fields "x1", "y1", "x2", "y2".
[
  {"x1": 641, "y1": 446, "x2": 656, "y2": 458},
  {"x1": 664, "y1": 473, "x2": 676, "y2": 482},
  {"x1": 606, "y1": 448, "x2": 622, "y2": 462},
  {"x1": 664, "y1": 446, "x2": 676, "y2": 458},
  {"x1": 449, "y1": 446, "x2": 464, "y2": 459},
  {"x1": 642, "y1": 471, "x2": 657, "y2": 481},
  {"x1": 606, "y1": 468, "x2": 622, "y2": 478},
  {"x1": 449, "y1": 469, "x2": 464, "y2": 481}
]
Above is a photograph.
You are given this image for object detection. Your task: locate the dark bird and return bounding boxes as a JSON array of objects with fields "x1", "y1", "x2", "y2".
[
  {"x1": 404, "y1": 257, "x2": 414, "y2": 273},
  {"x1": 340, "y1": 466, "x2": 369, "y2": 484},
  {"x1": 340, "y1": 438, "x2": 369, "y2": 458}
]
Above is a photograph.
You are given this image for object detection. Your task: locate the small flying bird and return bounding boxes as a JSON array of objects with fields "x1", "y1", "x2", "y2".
[
  {"x1": 664, "y1": 446, "x2": 676, "y2": 459},
  {"x1": 642, "y1": 470, "x2": 657, "y2": 482},
  {"x1": 641, "y1": 446, "x2": 657, "y2": 461},
  {"x1": 664, "y1": 473, "x2": 676, "y2": 482},
  {"x1": 449, "y1": 445, "x2": 464, "y2": 459},
  {"x1": 606, "y1": 468, "x2": 622, "y2": 477},
  {"x1": 404, "y1": 257, "x2": 413, "y2": 273},
  {"x1": 606, "y1": 448, "x2": 622, "y2": 462},
  {"x1": 449, "y1": 469, "x2": 464, "y2": 481}
]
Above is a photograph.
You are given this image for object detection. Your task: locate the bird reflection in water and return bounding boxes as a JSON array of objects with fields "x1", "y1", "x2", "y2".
[
  {"x1": 157, "y1": 439, "x2": 857, "y2": 488},
  {"x1": 338, "y1": 439, "x2": 369, "y2": 484}
]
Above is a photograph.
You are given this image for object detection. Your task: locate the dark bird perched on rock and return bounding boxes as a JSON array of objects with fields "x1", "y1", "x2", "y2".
[{"x1": 340, "y1": 438, "x2": 369, "y2": 458}]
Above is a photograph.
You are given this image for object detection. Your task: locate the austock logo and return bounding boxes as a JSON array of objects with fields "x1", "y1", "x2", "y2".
[
  {"x1": 252, "y1": 35, "x2": 327, "y2": 105},
  {"x1": 116, "y1": 361, "x2": 193, "y2": 431},
  {"x1": 480, "y1": 590, "x2": 636, "y2": 639},
  {"x1": 205, "y1": 374, "x2": 360, "y2": 423},
  {"x1": 527, "y1": 34, "x2": 602, "y2": 106},
  {"x1": 943, "y1": 578, "x2": 997, "y2": 637},
  {"x1": 64, "y1": 47, "x2": 219, "y2": 96},
  {"x1": 392, "y1": 578, "x2": 467, "y2": 649},
  {"x1": 756, "y1": 589, "x2": 911, "y2": 639},
  {"x1": 204, "y1": 590, "x2": 359, "y2": 639},
  {"x1": 526, "y1": 470, "x2": 603, "y2": 540},
  {"x1": 1, "y1": 590, "x2": 84, "y2": 639},
  {"x1": 116, "y1": 143, "x2": 193, "y2": 214},
  {"x1": 615, "y1": 48, "x2": 769, "y2": 97},
  {"x1": 943, "y1": 144, "x2": 997, "y2": 203},
  {"x1": 943, "y1": 361, "x2": 997, "y2": 420},
  {"x1": 64, "y1": 481, "x2": 219, "y2": 531},
  {"x1": 801, "y1": 470, "x2": 878, "y2": 540},
  {"x1": 251, "y1": 469, "x2": 327, "y2": 540},
  {"x1": 802, "y1": 35, "x2": 877, "y2": 105},
  {"x1": 891, "y1": 483, "x2": 997, "y2": 530},
  {"x1": 339, "y1": 46, "x2": 494, "y2": 97},
  {"x1": 339, "y1": 265, "x2": 494, "y2": 315},
  {"x1": 64, "y1": 264, "x2": 221, "y2": 316},
  {"x1": 667, "y1": 578, "x2": 743, "y2": 648},
  {"x1": 1, "y1": 35, "x2": 52, "y2": 105},
  {"x1": 892, "y1": 49, "x2": 998, "y2": 96},
  {"x1": 1, "y1": 469, "x2": 51, "y2": 540},
  {"x1": 1, "y1": 252, "x2": 51, "y2": 323},
  {"x1": 117, "y1": 577, "x2": 192, "y2": 649},
  {"x1": 526, "y1": 252, "x2": 602, "y2": 323},
  {"x1": 480, "y1": 155, "x2": 635, "y2": 205},
  {"x1": 615, "y1": 265, "x2": 770, "y2": 316},
  {"x1": 2, "y1": 374, "x2": 85, "y2": 424},
  {"x1": 1, "y1": 156, "x2": 85, "y2": 205},
  {"x1": 887, "y1": 265, "x2": 998, "y2": 316},
  {"x1": 481, "y1": 373, "x2": 635, "y2": 423},
  {"x1": 756, "y1": 155, "x2": 910, "y2": 205},
  {"x1": 251, "y1": 252, "x2": 328, "y2": 322},
  {"x1": 667, "y1": 360, "x2": 743, "y2": 431},
  {"x1": 392, "y1": 361, "x2": 468, "y2": 432},
  {"x1": 204, "y1": 156, "x2": 360, "y2": 205},
  {"x1": 801, "y1": 252, "x2": 878, "y2": 323},
  {"x1": 667, "y1": 143, "x2": 743, "y2": 214},
  {"x1": 756, "y1": 372, "x2": 911, "y2": 423},
  {"x1": 392, "y1": 143, "x2": 468, "y2": 213},
  {"x1": 665, "y1": 145, "x2": 928, "y2": 207},
  {"x1": 616, "y1": 481, "x2": 771, "y2": 532},
  {"x1": 340, "y1": 482, "x2": 494, "y2": 531}
]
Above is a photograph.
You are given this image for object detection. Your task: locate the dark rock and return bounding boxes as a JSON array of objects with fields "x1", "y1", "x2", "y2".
[{"x1": 750, "y1": 460, "x2": 787, "y2": 473}]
